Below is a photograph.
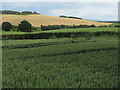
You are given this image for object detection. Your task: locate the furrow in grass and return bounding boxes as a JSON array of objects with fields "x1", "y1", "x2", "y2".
[
  {"x1": 3, "y1": 47, "x2": 117, "y2": 60},
  {"x1": 2, "y1": 40, "x2": 94, "y2": 49}
]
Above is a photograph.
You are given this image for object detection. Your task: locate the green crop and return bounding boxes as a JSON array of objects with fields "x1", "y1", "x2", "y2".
[{"x1": 2, "y1": 36, "x2": 118, "y2": 88}]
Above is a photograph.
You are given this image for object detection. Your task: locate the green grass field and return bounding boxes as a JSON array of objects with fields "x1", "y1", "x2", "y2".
[
  {"x1": 2, "y1": 27, "x2": 118, "y2": 35},
  {"x1": 2, "y1": 35, "x2": 118, "y2": 88}
]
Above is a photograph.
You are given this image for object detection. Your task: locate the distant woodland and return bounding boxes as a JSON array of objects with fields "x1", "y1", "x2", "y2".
[
  {"x1": 59, "y1": 15, "x2": 82, "y2": 20},
  {"x1": 0, "y1": 10, "x2": 40, "y2": 15}
]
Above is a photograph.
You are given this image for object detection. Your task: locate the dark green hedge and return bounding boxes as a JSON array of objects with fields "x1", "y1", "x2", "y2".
[
  {"x1": 41, "y1": 25, "x2": 96, "y2": 31},
  {"x1": 2, "y1": 31, "x2": 118, "y2": 40}
]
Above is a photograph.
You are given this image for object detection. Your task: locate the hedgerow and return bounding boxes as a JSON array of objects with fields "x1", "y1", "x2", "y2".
[
  {"x1": 41, "y1": 25, "x2": 96, "y2": 31},
  {"x1": 2, "y1": 31, "x2": 118, "y2": 40}
]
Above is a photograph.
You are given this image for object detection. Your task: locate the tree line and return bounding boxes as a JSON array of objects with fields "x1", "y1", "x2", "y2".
[
  {"x1": 0, "y1": 10, "x2": 40, "y2": 15},
  {"x1": 41, "y1": 24, "x2": 96, "y2": 31},
  {"x1": 1, "y1": 20, "x2": 118, "y2": 32},
  {"x1": 59, "y1": 15, "x2": 82, "y2": 20},
  {"x1": 2, "y1": 20, "x2": 96, "y2": 32}
]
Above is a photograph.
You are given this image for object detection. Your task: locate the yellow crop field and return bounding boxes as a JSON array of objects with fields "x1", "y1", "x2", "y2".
[{"x1": 2, "y1": 14, "x2": 112, "y2": 27}]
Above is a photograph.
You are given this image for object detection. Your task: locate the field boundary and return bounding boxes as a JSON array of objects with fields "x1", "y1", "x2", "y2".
[{"x1": 2, "y1": 31, "x2": 118, "y2": 40}]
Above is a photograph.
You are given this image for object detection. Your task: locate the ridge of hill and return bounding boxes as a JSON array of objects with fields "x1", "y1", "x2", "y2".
[{"x1": 2, "y1": 14, "x2": 112, "y2": 27}]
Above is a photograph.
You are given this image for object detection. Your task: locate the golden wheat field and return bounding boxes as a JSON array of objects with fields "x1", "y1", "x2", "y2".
[{"x1": 2, "y1": 15, "x2": 112, "y2": 27}]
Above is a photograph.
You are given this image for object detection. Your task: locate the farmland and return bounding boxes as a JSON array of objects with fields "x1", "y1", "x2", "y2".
[
  {"x1": 1, "y1": 15, "x2": 119, "y2": 88},
  {"x1": 2, "y1": 34, "x2": 119, "y2": 88},
  {"x1": 2, "y1": 15, "x2": 112, "y2": 27},
  {"x1": 1, "y1": 0, "x2": 119, "y2": 87}
]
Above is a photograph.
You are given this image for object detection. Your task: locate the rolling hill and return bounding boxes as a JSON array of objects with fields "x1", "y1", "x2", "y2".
[{"x1": 2, "y1": 14, "x2": 112, "y2": 27}]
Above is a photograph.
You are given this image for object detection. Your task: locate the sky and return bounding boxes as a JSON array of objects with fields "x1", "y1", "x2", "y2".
[{"x1": 1, "y1": 1, "x2": 118, "y2": 21}]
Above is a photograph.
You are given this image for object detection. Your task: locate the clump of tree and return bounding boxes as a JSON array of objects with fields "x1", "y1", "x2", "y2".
[
  {"x1": 2, "y1": 20, "x2": 34, "y2": 32},
  {"x1": 0, "y1": 10, "x2": 40, "y2": 15},
  {"x1": 41, "y1": 24, "x2": 96, "y2": 31},
  {"x1": 67, "y1": 16, "x2": 82, "y2": 19},
  {"x1": 41, "y1": 25, "x2": 68, "y2": 30},
  {"x1": 59, "y1": 15, "x2": 82, "y2": 20},
  {"x1": 59, "y1": 15, "x2": 68, "y2": 18},
  {"x1": 21, "y1": 11, "x2": 33, "y2": 14},
  {"x1": 98, "y1": 25, "x2": 107, "y2": 27},
  {"x1": 90, "y1": 25, "x2": 96, "y2": 27},
  {"x1": 18, "y1": 20, "x2": 32, "y2": 32},
  {"x1": 0, "y1": 10, "x2": 20, "y2": 15},
  {"x1": 2, "y1": 22, "x2": 13, "y2": 31}
]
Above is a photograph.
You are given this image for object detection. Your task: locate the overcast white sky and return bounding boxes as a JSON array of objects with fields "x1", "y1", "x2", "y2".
[
  {"x1": 1, "y1": 0, "x2": 119, "y2": 21},
  {"x1": 1, "y1": 0, "x2": 120, "y2": 2}
]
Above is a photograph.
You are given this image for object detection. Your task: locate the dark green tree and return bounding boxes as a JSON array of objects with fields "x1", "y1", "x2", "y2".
[
  {"x1": 18, "y1": 20, "x2": 32, "y2": 32},
  {"x1": 21, "y1": 11, "x2": 33, "y2": 15},
  {"x1": 2, "y1": 22, "x2": 12, "y2": 31},
  {"x1": 90, "y1": 25, "x2": 96, "y2": 27}
]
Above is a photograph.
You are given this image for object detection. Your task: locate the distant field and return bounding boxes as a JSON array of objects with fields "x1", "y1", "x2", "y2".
[
  {"x1": 2, "y1": 36, "x2": 118, "y2": 88},
  {"x1": 2, "y1": 15, "x2": 112, "y2": 27},
  {"x1": 2, "y1": 27, "x2": 118, "y2": 35}
]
